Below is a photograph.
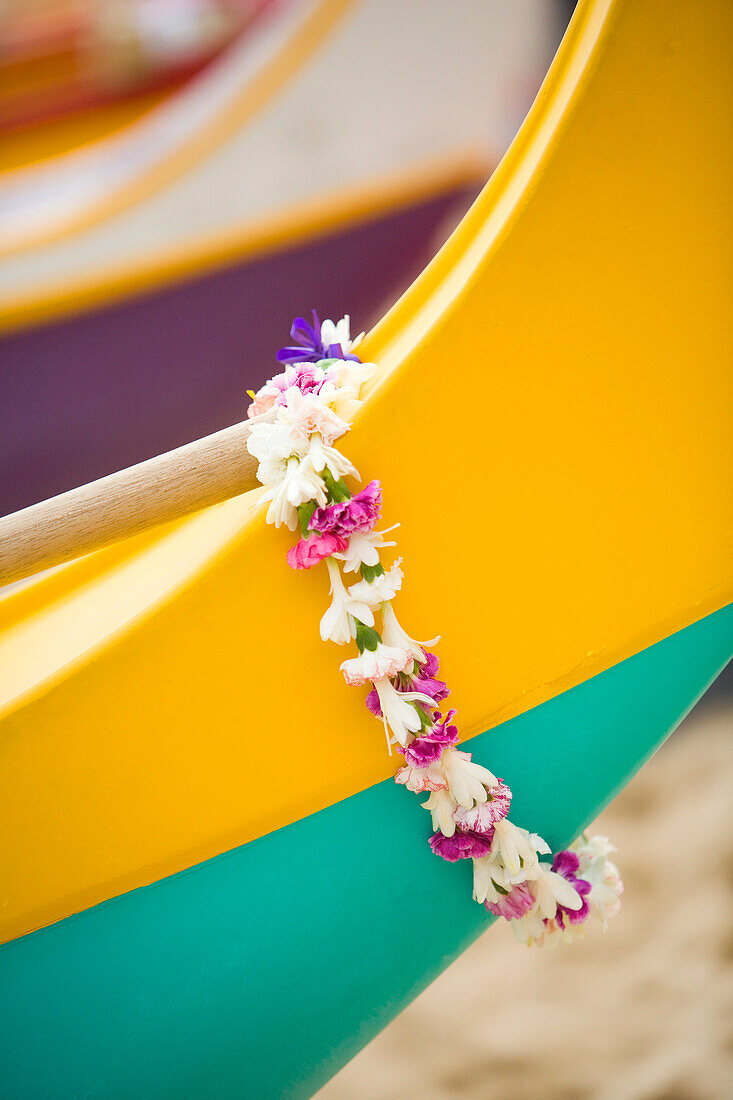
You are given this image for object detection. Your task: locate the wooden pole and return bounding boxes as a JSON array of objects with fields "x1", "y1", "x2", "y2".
[{"x1": 0, "y1": 417, "x2": 267, "y2": 588}]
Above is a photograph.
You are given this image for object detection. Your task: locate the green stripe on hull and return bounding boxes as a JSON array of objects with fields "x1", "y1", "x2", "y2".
[{"x1": 1, "y1": 605, "x2": 731, "y2": 1099}]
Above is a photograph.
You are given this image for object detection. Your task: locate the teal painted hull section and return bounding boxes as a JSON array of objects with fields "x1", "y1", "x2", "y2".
[{"x1": 1, "y1": 605, "x2": 731, "y2": 1099}]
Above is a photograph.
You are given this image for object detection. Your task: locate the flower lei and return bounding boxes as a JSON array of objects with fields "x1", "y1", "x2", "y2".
[{"x1": 246, "y1": 312, "x2": 623, "y2": 947}]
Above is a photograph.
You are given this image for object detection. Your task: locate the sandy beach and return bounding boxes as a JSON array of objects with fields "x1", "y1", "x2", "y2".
[{"x1": 318, "y1": 668, "x2": 733, "y2": 1100}]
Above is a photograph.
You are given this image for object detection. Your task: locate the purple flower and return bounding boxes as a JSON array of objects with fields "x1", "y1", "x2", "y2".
[
  {"x1": 409, "y1": 652, "x2": 450, "y2": 705},
  {"x1": 366, "y1": 652, "x2": 449, "y2": 718},
  {"x1": 551, "y1": 849, "x2": 592, "y2": 928},
  {"x1": 401, "y1": 708, "x2": 459, "y2": 768},
  {"x1": 429, "y1": 828, "x2": 494, "y2": 862},
  {"x1": 486, "y1": 882, "x2": 534, "y2": 920},
  {"x1": 310, "y1": 481, "x2": 382, "y2": 537},
  {"x1": 277, "y1": 311, "x2": 361, "y2": 365}
]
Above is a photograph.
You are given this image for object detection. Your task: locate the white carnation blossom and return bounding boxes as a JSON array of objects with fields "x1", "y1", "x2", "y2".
[
  {"x1": 347, "y1": 561, "x2": 403, "y2": 607},
  {"x1": 334, "y1": 529, "x2": 397, "y2": 572},
  {"x1": 472, "y1": 857, "x2": 512, "y2": 905},
  {"x1": 276, "y1": 386, "x2": 350, "y2": 448},
  {"x1": 246, "y1": 420, "x2": 308, "y2": 488},
  {"x1": 423, "y1": 788, "x2": 459, "y2": 836},
  {"x1": 490, "y1": 819, "x2": 549, "y2": 878},
  {"x1": 340, "y1": 643, "x2": 413, "y2": 686},
  {"x1": 523, "y1": 861, "x2": 583, "y2": 920},
  {"x1": 320, "y1": 559, "x2": 375, "y2": 645},
  {"x1": 439, "y1": 748, "x2": 498, "y2": 809},
  {"x1": 380, "y1": 602, "x2": 438, "y2": 662},
  {"x1": 373, "y1": 677, "x2": 435, "y2": 747}
]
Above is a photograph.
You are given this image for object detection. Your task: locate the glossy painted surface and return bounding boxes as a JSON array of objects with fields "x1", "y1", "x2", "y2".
[
  {"x1": 0, "y1": 606, "x2": 730, "y2": 1099},
  {"x1": 1, "y1": 0, "x2": 730, "y2": 946}
]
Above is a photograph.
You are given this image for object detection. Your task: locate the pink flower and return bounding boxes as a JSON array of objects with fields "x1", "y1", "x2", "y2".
[
  {"x1": 401, "y1": 708, "x2": 459, "y2": 768},
  {"x1": 394, "y1": 763, "x2": 447, "y2": 793},
  {"x1": 286, "y1": 532, "x2": 347, "y2": 569},
  {"x1": 366, "y1": 652, "x2": 448, "y2": 717},
  {"x1": 486, "y1": 882, "x2": 535, "y2": 920},
  {"x1": 247, "y1": 364, "x2": 326, "y2": 418},
  {"x1": 454, "y1": 780, "x2": 512, "y2": 832},
  {"x1": 550, "y1": 850, "x2": 592, "y2": 928},
  {"x1": 428, "y1": 828, "x2": 494, "y2": 862},
  {"x1": 310, "y1": 481, "x2": 382, "y2": 537}
]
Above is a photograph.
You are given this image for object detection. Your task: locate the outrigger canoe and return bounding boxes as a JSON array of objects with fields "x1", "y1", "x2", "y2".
[{"x1": 0, "y1": 1, "x2": 731, "y2": 1096}]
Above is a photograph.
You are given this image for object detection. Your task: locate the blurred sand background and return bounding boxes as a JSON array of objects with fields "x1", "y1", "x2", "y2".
[{"x1": 318, "y1": 664, "x2": 733, "y2": 1100}]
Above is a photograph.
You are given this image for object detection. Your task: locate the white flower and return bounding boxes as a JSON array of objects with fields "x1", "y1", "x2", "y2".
[
  {"x1": 523, "y1": 861, "x2": 583, "y2": 920},
  {"x1": 320, "y1": 315, "x2": 363, "y2": 355},
  {"x1": 246, "y1": 420, "x2": 308, "y2": 487},
  {"x1": 573, "y1": 835, "x2": 623, "y2": 930},
  {"x1": 347, "y1": 561, "x2": 403, "y2": 607},
  {"x1": 472, "y1": 857, "x2": 512, "y2": 905},
  {"x1": 380, "y1": 602, "x2": 438, "y2": 662},
  {"x1": 320, "y1": 559, "x2": 375, "y2": 645},
  {"x1": 340, "y1": 643, "x2": 413, "y2": 686},
  {"x1": 264, "y1": 455, "x2": 327, "y2": 529},
  {"x1": 490, "y1": 819, "x2": 549, "y2": 878},
  {"x1": 423, "y1": 788, "x2": 459, "y2": 836},
  {"x1": 395, "y1": 761, "x2": 446, "y2": 793},
  {"x1": 276, "y1": 387, "x2": 350, "y2": 447},
  {"x1": 319, "y1": 358, "x2": 376, "y2": 420},
  {"x1": 439, "y1": 749, "x2": 498, "y2": 809},
  {"x1": 373, "y1": 677, "x2": 435, "y2": 747},
  {"x1": 306, "y1": 434, "x2": 358, "y2": 481},
  {"x1": 511, "y1": 907, "x2": 547, "y2": 946},
  {"x1": 334, "y1": 529, "x2": 397, "y2": 572}
]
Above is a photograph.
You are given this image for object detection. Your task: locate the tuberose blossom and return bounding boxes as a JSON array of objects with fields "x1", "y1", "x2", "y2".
[
  {"x1": 490, "y1": 819, "x2": 549, "y2": 877},
  {"x1": 310, "y1": 480, "x2": 382, "y2": 537},
  {"x1": 264, "y1": 456, "x2": 326, "y2": 529},
  {"x1": 380, "y1": 601, "x2": 435, "y2": 662},
  {"x1": 439, "y1": 748, "x2": 498, "y2": 810},
  {"x1": 320, "y1": 558, "x2": 375, "y2": 644},
  {"x1": 373, "y1": 677, "x2": 436, "y2": 748},
  {"x1": 423, "y1": 788, "x2": 459, "y2": 836}
]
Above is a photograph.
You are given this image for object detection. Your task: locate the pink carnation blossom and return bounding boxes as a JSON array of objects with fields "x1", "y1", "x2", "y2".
[
  {"x1": 454, "y1": 780, "x2": 512, "y2": 832},
  {"x1": 366, "y1": 652, "x2": 448, "y2": 717},
  {"x1": 401, "y1": 708, "x2": 459, "y2": 768},
  {"x1": 286, "y1": 532, "x2": 347, "y2": 570},
  {"x1": 310, "y1": 480, "x2": 382, "y2": 537},
  {"x1": 549, "y1": 849, "x2": 592, "y2": 928},
  {"x1": 429, "y1": 828, "x2": 494, "y2": 862},
  {"x1": 394, "y1": 763, "x2": 447, "y2": 793},
  {"x1": 247, "y1": 364, "x2": 326, "y2": 418},
  {"x1": 486, "y1": 881, "x2": 535, "y2": 920}
]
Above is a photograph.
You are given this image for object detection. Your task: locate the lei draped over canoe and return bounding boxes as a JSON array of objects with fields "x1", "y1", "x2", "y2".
[{"x1": 246, "y1": 313, "x2": 623, "y2": 947}]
